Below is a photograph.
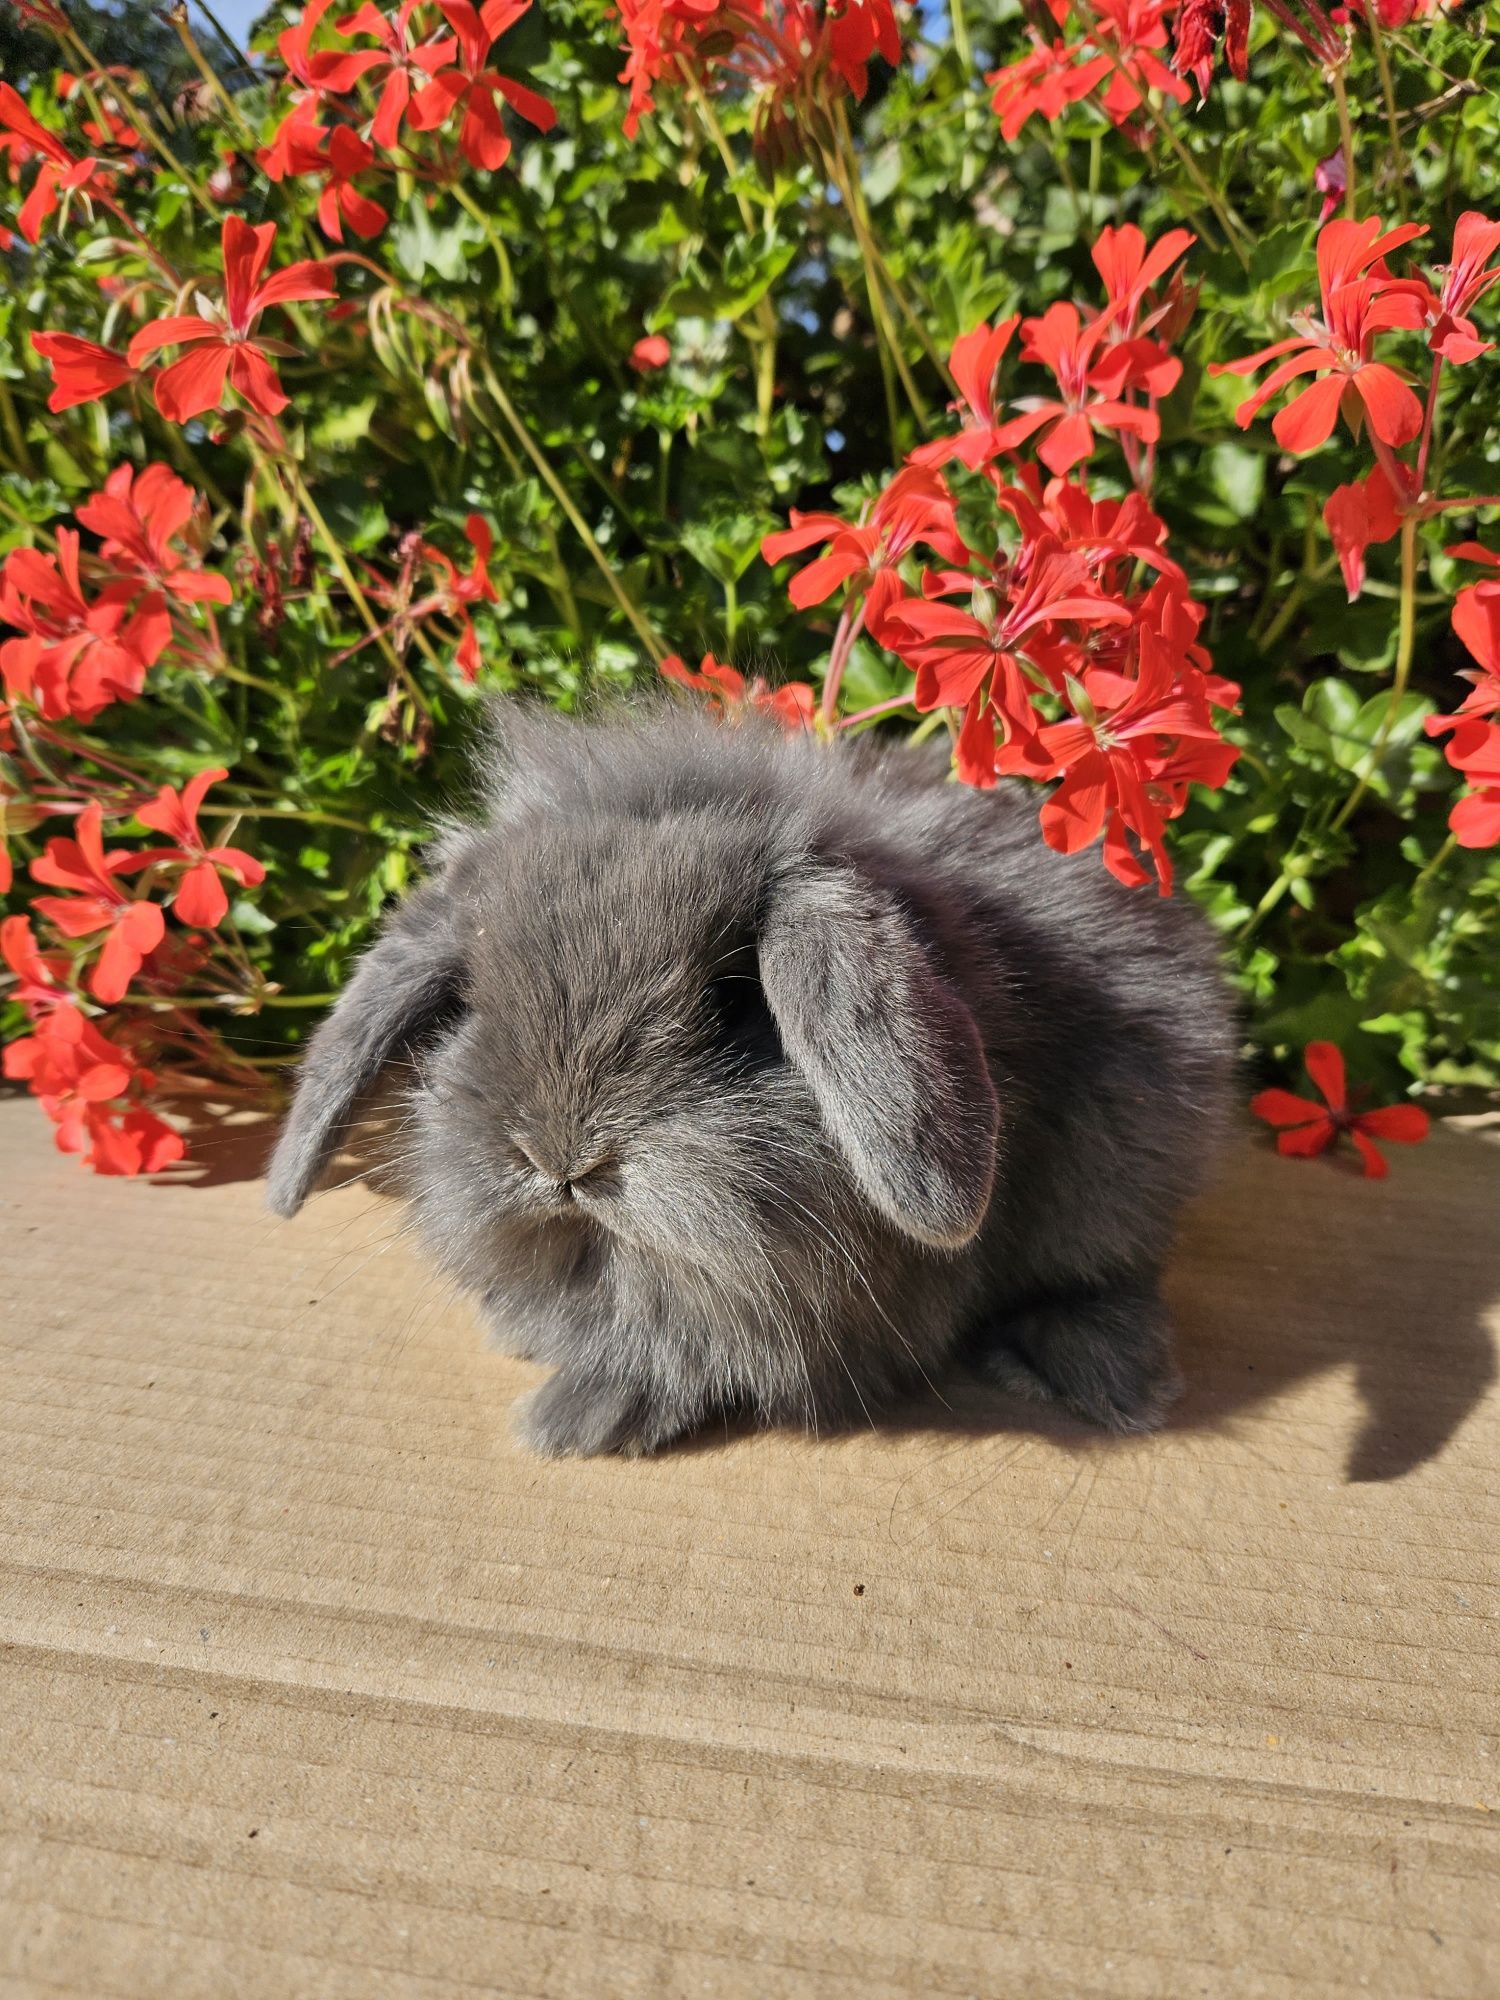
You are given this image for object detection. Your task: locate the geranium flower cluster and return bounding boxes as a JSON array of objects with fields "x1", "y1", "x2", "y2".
[
  {"x1": 2, "y1": 918, "x2": 185, "y2": 1176},
  {"x1": 1, "y1": 464, "x2": 230, "y2": 725},
  {"x1": 760, "y1": 226, "x2": 1238, "y2": 893},
  {"x1": 987, "y1": 0, "x2": 1189, "y2": 143},
  {"x1": 1215, "y1": 212, "x2": 1500, "y2": 849},
  {"x1": 264, "y1": 0, "x2": 555, "y2": 236},
  {"x1": 615, "y1": 0, "x2": 900, "y2": 152}
]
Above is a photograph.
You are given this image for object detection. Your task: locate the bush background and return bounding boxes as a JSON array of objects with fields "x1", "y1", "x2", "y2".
[{"x1": 3, "y1": 0, "x2": 1499, "y2": 1124}]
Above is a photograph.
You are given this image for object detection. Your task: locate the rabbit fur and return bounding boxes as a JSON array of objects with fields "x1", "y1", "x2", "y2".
[{"x1": 267, "y1": 701, "x2": 1237, "y2": 1456}]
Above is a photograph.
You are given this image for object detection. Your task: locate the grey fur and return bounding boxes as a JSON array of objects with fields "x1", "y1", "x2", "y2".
[{"x1": 267, "y1": 702, "x2": 1237, "y2": 1454}]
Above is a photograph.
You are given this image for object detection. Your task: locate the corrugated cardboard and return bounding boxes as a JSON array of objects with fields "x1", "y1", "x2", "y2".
[{"x1": 2, "y1": 1090, "x2": 1497, "y2": 1998}]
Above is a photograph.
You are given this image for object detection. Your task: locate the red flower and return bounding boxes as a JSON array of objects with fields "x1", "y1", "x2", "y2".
[
  {"x1": 1425, "y1": 545, "x2": 1500, "y2": 736},
  {"x1": 0, "y1": 529, "x2": 170, "y2": 723},
  {"x1": 1087, "y1": 0, "x2": 1191, "y2": 127},
  {"x1": 0, "y1": 81, "x2": 99, "y2": 244},
  {"x1": 276, "y1": 0, "x2": 394, "y2": 95},
  {"x1": 1001, "y1": 301, "x2": 1175, "y2": 475},
  {"x1": 659, "y1": 651, "x2": 814, "y2": 729},
  {"x1": 1436, "y1": 718, "x2": 1500, "y2": 849},
  {"x1": 630, "y1": 333, "x2": 671, "y2": 371},
  {"x1": 3, "y1": 1002, "x2": 185, "y2": 1175},
  {"x1": 418, "y1": 514, "x2": 498, "y2": 679},
  {"x1": 335, "y1": 1, "x2": 459, "y2": 148},
  {"x1": 127, "y1": 216, "x2": 336, "y2": 423},
  {"x1": 1251, "y1": 1041, "x2": 1430, "y2": 1179},
  {"x1": 1323, "y1": 466, "x2": 1402, "y2": 600},
  {"x1": 986, "y1": 36, "x2": 1106, "y2": 142},
  {"x1": 1428, "y1": 210, "x2": 1500, "y2": 365},
  {"x1": 1210, "y1": 217, "x2": 1432, "y2": 453},
  {"x1": 28, "y1": 802, "x2": 166, "y2": 1003},
  {"x1": 1171, "y1": 0, "x2": 1249, "y2": 99},
  {"x1": 1090, "y1": 223, "x2": 1195, "y2": 330},
  {"x1": 260, "y1": 105, "x2": 388, "y2": 240},
  {"x1": 1029, "y1": 614, "x2": 1239, "y2": 893},
  {"x1": 410, "y1": 0, "x2": 557, "y2": 172},
  {"x1": 133, "y1": 768, "x2": 265, "y2": 928},
  {"x1": 761, "y1": 465, "x2": 969, "y2": 638},
  {"x1": 1, "y1": 912, "x2": 69, "y2": 1013},
  {"x1": 907, "y1": 316, "x2": 1023, "y2": 475},
  {"x1": 883, "y1": 536, "x2": 1134, "y2": 769},
  {"x1": 29, "y1": 331, "x2": 135, "y2": 414},
  {"x1": 75, "y1": 463, "x2": 233, "y2": 607}
]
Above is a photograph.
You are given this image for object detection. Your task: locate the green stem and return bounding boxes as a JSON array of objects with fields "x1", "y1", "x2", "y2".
[
  {"x1": 281, "y1": 456, "x2": 433, "y2": 717},
  {"x1": 1331, "y1": 67, "x2": 1357, "y2": 220},
  {"x1": 1362, "y1": 3, "x2": 1408, "y2": 219},
  {"x1": 948, "y1": 0, "x2": 972, "y2": 70},
  {"x1": 1332, "y1": 513, "x2": 1418, "y2": 831},
  {"x1": 451, "y1": 182, "x2": 515, "y2": 302},
  {"x1": 1412, "y1": 832, "x2": 1456, "y2": 898},
  {"x1": 477, "y1": 357, "x2": 666, "y2": 664}
]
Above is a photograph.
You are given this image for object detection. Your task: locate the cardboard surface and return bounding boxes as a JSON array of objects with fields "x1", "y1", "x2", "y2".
[{"x1": 2, "y1": 1089, "x2": 1498, "y2": 1999}]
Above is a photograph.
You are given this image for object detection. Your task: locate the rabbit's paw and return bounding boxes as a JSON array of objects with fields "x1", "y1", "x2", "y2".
[
  {"x1": 984, "y1": 1283, "x2": 1182, "y2": 1435},
  {"x1": 513, "y1": 1370, "x2": 695, "y2": 1458}
]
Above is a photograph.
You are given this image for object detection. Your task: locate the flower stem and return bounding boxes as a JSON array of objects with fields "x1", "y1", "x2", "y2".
[
  {"x1": 1332, "y1": 512, "x2": 1418, "y2": 831},
  {"x1": 1331, "y1": 68, "x2": 1357, "y2": 219},
  {"x1": 477, "y1": 357, "x2": 665, "y2": 664},
  {"x1": 1412, "y1": 832, "x2": 1456, "y2": 897},
  {"x1": 820, "y1": 601, "x2": 867, "y2": 727},
  {"x1": 1362, "y1": 0, "x2": 1408, "y2": 219},
  {"x1": 280, "y1": 456, "x2": 433, "y2": 718}
]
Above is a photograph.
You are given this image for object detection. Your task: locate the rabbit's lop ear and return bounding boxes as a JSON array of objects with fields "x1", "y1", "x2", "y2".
[
  {"x1": 266, "y1": 883, "x2": 465, "y2": 1219},
  {"x1": 759, "y1": 865, "x2": 999, "y2": 1248}
]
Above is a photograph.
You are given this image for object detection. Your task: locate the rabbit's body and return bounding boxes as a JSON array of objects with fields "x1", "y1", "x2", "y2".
[{"x1": 268, "y1": 705, "x2": 1236, "y2": 1453}]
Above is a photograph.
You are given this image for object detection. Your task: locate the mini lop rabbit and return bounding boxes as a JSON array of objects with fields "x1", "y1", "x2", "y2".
[{"x1": 268, "y1": 703, "x2": 1235, "y2": 1455}]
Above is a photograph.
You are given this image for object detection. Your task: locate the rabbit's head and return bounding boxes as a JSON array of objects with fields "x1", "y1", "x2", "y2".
[{"x1": 266, "y1": 724, "x2": 1001, "y2": 1319}]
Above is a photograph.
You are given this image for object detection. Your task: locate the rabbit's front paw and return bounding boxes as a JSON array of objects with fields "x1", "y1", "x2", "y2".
[
  {"x1": 513, "y1": 1370, "x2": 695, "y2": 1458},
  {"x1": 990, "y1": 1282, "x2": 1182, "y2": 1435}
]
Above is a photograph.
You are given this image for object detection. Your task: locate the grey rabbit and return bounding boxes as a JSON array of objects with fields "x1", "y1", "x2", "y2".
[{"x1": 267, "y1": 701, "x2": 1237, "y2": 1456}]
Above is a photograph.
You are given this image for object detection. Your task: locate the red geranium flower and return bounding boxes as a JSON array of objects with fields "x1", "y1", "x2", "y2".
[
  {"x1": 29, "y1": 802, "x2": 166, "y2": 1003},
  {"x1": 260, "y1": 105, "x2": 388, "y2": 240},
  {"x1": 1210, "y1": 217, "x2": 1433, "y2": 453},
  {"x1": 761, "y1": 464, "x2": 969, "y2": 639},
  {"x1": 1, "y1": 912, "x2": 69, "y2": 1013},
  {"x1": 630, "y1": 333, "x2": 671, "y2": 371},
  {"x1": 1425, "y1": 544, "x2": 1500, "y2": 734},
  {"x1": 1251, "y1": 1041, "x2": 1430, "y2": 1179},
  {"x1": 1030, "y1": 615, "x2": 1239, "y2": 893},
  {"x1": 908, "y1": 316, "x2": 1022, "y2": 473},
  {"x1": 2, "y1": 1002, "x2": 184, "y2": 1175},
  {"x1": 336, "y1": 0, "x2": 459, "y2": 148},
  {"x1": 1171, "y1": 0, "x2": 1249, "y2": 100},
  {"x1": 1428, "y1": 210, "x2": 1500, "y2": 365},
  {"x1": 134, "y1": 768, "x2": 266, "y2": 929},
  {"x1": 409, "y1": 0, "x2": 557, "y2": 173},
  {"x1": 0, "y1": 81, "x2": 100, "y2": 244},
  {"x1": 1001, "y1": 300, "x2": 1176, "y2": 475},
  {"x1": 29, "y1": 331, "x2": 135, "y2": 414},
  {"x1": 1437, "y1": 718, "x2": 1500, "y2": 849},
  {"x1": 75, "y1": 463, "x2": 233, "y2": 607},
  {"x1": 0, "y1": 528, "x2": 170, "y2": 723},
  {"x1": 418, "y1": 513, "x2": 498, "y2": 679},
  {"x1": 127, "y1": 216, "x2": 337, "y2": 423},
  {"x1": 1323, "y1": 466, "x2": 1402, "y2": 600}
]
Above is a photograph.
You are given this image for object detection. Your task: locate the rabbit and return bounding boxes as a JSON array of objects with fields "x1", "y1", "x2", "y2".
[{"x1": 266, "y1": 700, "x2": 1238, "y2": 1457}]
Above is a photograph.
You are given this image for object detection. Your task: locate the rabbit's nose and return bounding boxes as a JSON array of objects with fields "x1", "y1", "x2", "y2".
[{"x1": 510, "y1": 1135, "x2": 615, "y2": 1199}]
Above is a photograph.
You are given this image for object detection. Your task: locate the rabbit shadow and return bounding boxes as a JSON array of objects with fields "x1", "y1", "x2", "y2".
[
  {"x1": 875, "y1": 1120, "x2": 1500, "y2": 1486},
  {"x1": 163, "y1": 1087, "x2": 1500, "y2": 1488}
]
